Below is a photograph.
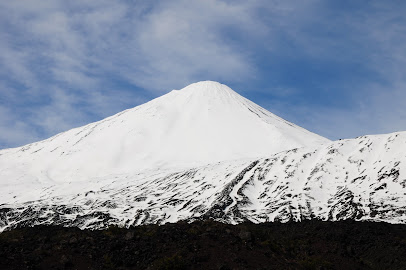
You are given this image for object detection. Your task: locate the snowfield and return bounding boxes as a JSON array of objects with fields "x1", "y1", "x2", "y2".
[{"x1": 1, "y1": 81, "x2": 405, "y2": 231}]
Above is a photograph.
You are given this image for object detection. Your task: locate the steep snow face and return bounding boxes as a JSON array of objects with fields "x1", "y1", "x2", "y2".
[
  {"x1": 1, "y1": 131, "x2": 405, "y2": 231},
  {"x1": 0, "y1": 81, "x2": 328, "y2": 184}
]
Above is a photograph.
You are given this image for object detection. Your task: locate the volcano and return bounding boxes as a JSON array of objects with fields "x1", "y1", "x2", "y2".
[
  {"x1": 0, "y1": 81, "x2": 328, "y2": 183},
  {"x1": 1, "y1": 81, "x2": 405, "y2": 231}
]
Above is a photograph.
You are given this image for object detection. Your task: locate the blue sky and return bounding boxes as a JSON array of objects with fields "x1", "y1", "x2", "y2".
[{"x1": 1, "y1": 0, "x2": 406, "y2": 149}]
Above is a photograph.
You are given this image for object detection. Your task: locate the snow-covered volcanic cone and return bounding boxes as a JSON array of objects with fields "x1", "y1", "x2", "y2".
[{"x1": 0, "y1": 81, "x2": 328, "y2": 184}]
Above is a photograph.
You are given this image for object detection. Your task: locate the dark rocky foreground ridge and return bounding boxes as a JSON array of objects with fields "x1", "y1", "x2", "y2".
[{"x1": 1, "y1": 220, "x2": 406, "y2": 270}]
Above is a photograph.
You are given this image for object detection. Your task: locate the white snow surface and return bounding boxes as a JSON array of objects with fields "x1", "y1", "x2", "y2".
[{"x1": 0, "y1": 81, "x2": 328, "y2": 184}]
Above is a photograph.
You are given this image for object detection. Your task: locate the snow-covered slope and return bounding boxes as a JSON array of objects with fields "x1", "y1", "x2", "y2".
[
  {"x1": 2, "y1": 80, "x2": 405, "y2": 231},
  {"x1": 1, "y1": 131, "x2": 405, "y2": 231},
  {"x1": 0, "y1": 81, "x2": 328, "y2": 185}
]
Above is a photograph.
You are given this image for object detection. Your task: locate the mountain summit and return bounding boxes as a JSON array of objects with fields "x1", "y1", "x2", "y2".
[{"x1": 0, "y1": 81, "x2": 328, "y2": 184}]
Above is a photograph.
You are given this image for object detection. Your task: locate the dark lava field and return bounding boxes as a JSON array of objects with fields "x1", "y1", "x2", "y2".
[{"x1": 1, "y1": 220, "x2": 406, "y2": 270}]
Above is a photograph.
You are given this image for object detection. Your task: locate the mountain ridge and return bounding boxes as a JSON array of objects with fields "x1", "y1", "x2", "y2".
[{"x1": 1, "y1": 131, "x2": 405, "y2": 231}]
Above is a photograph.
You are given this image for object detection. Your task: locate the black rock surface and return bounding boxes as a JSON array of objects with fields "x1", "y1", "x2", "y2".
[{"x1": 1, "y1": 220, "x2": 406, "y2": 269}]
